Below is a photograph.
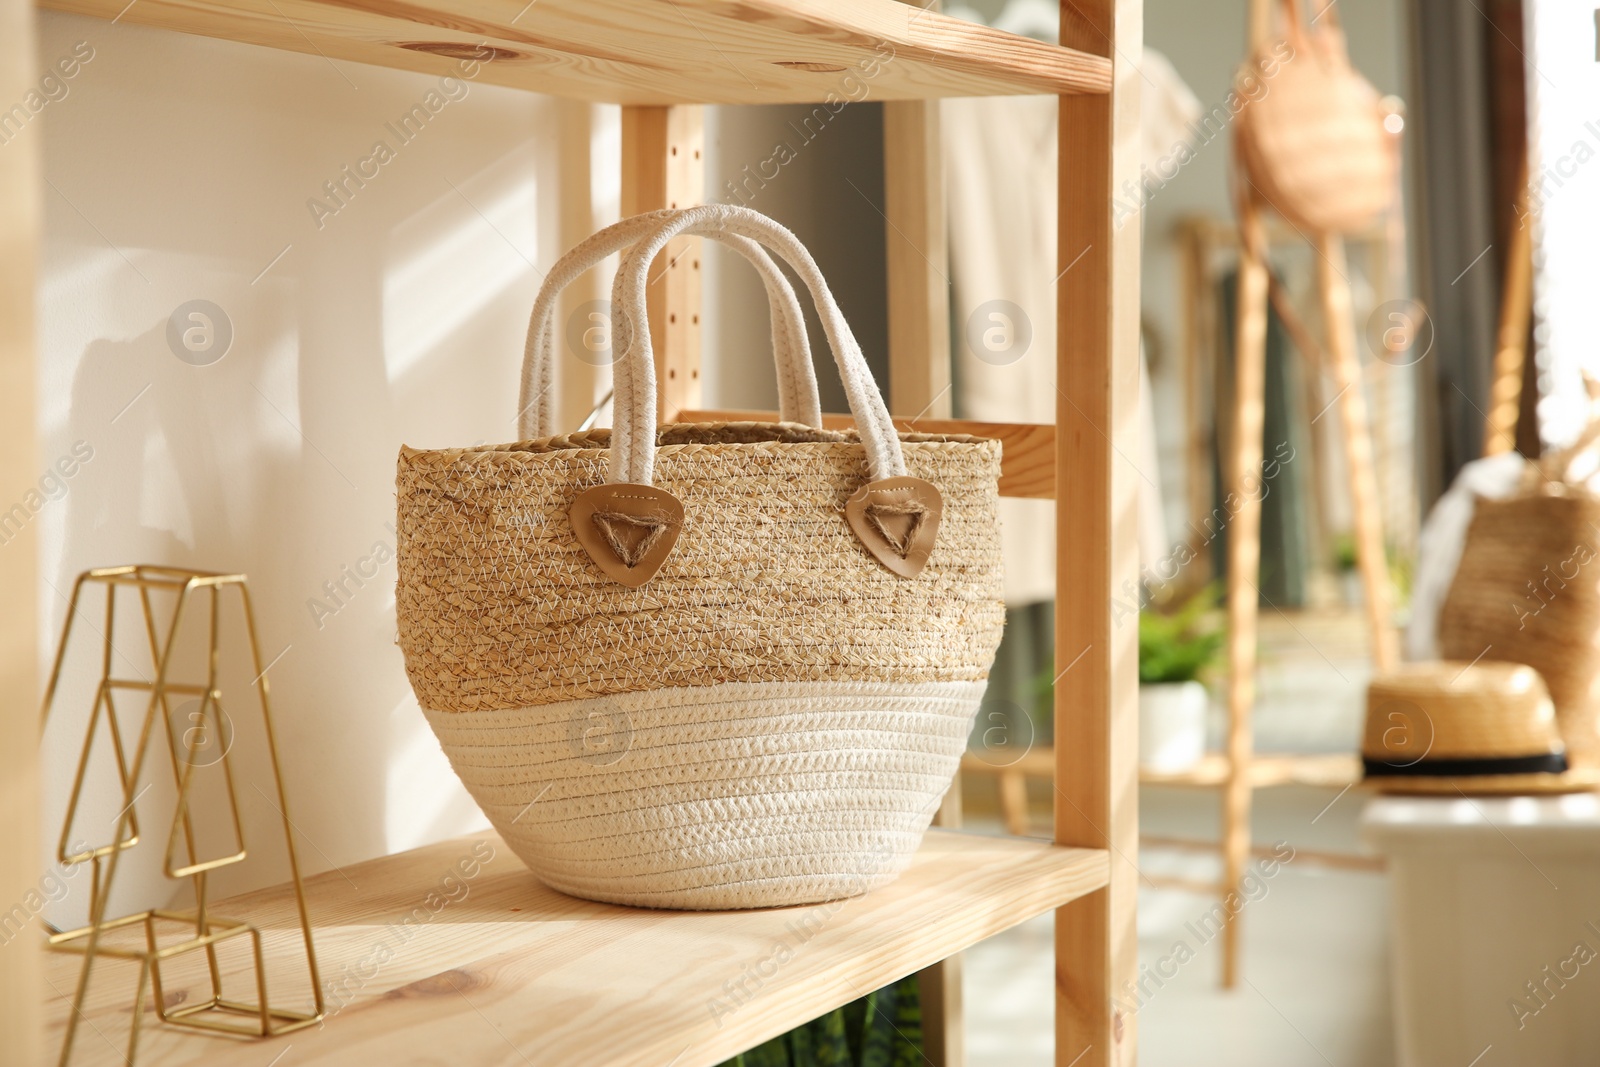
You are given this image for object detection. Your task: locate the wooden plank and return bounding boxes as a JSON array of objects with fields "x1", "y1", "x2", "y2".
[
  {"x1": 1221, "y1": 202, "x2": 1269, "y2": 991},
  {"x1": 1177, "y1": 219, "x2": 1216, "y2": 580},
  {"x1": 664, "y1": 105, "x2": 705, "y2": 420},
  {"x1": 0, "y1": 0, "x2": 40, "y2": 1058},
  {"x1": 1484, "y1": 158, "x2": 1532, "y2": 456},
  {"x1": 1139, "y1": 753, "x2": 1362, "y2": 789},
  {"x1": 962, "y1": 750, "x2": 1362, "y2": 790},
  {"x1": 916, "y1": 948, "x2": 963, "y2": 1067},
  {"x1": 883, "y1": 99, "x2": 951, "y2": 420},
  {"x1": 1055, "y1": 0, "x2": 1140, "y2": 1061},
  {"x1": 1140, "y1": 837, "x2": 1385, "y2": 873},
  {"x1": 620, "y1": 104, "x2": 703, "y2": 422},
  {"x1": 42, "y1": 831, "x2": 1110, "y2": 1066},
  {"x1": 38, "y1": 0, "x2": 1113, "y2": 105},
  {"x1": 675, "y1": 410, "x2": 1056, "y2": 498},
  {"x1": 1314, "y1": 234, "x2": 1398, "y2": 673}
]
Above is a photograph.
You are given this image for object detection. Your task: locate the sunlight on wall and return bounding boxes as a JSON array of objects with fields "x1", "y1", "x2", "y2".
[
  {"x1": 383, "y1": 149, "x2": 540, "y2": 385},
  {"x1": 34, "y1": 10, "x2": 564, "y2": 915}
]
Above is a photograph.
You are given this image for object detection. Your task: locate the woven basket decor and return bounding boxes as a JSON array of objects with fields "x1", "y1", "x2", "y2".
[
  {"x1": 1438, "y1": 488, "x2": 1600, "y2": 770},
  {"x1": 1233, "y1": 0, "x2": 1400, "y2": 235},
  {"x1": 396, "y1": 206, "x2": 1004, "y2": 909}
]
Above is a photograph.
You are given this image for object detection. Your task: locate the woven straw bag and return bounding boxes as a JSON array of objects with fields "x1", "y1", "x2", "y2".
[
  {"x1": 1438, "y1": 429, "x2": 1600, "y2": 769},
  {"x1": 1233, "y1": 0, "x2": 1400, "y2": 234},
  {"x1": 396, "y1": 205, "x2": 1005, "y2": 909}
]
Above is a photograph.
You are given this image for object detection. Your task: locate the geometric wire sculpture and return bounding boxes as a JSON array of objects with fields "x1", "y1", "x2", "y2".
[{"x1": 41, "y1": 565, "x2": 325, "y2": 1065}]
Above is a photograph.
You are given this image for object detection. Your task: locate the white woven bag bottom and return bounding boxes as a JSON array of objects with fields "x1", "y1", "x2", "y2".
[{"x1": 423, "y1": 679, "x2": 987, "y2": 910}]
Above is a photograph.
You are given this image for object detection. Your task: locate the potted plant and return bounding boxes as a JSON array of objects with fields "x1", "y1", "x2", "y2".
[
  {"x1": 1139, "y1": 587, "x2": 1224, "y2": 772},
  {"x1": 1333, "y1": 533, "x2": 1361, "y2": 607}
]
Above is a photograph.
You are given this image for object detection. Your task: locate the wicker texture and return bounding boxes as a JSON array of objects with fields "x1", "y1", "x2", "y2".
[
  {"x1": 1234, "y1": 0, "x2": 1399, "y2": 235},
  {"x1": 1438, "y1": 490, "x2": 1600, "y2": 768},
  {"x1": 424, "y1": 679, "x2": 984, "y2": 909},
  {"x1": 397, "y1": 207, "x2": 1005, "y2": 908},
  {"x1": 397, "y1": 426, "x2": 1004, "y2": 712},
  {"x1": 1361, "y1": 661, "x2": 1600, "y2": 795},
  {"x1": 1363, "y1": 661, "x2": 1558, "y2": 762}
]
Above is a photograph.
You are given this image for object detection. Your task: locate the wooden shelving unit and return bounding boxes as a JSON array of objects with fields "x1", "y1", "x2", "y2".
[
  {"x1": 967, "y1": 748, "x2": 1361, "y2": 801},
  {"x1": 40, "y1": 0, "x2": 1111, "y2": 103},
  {"x1": 2, "y1": 0, "x2": 1142, "y2": 1063}
]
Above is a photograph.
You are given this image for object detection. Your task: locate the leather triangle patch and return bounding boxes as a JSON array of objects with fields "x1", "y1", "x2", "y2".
[
  {"x1": 570, "y1": 484, "x2": 684, "y2": 588},
  {"x1": 844, "y1": 477, "x2": 943, "y2": 579}
]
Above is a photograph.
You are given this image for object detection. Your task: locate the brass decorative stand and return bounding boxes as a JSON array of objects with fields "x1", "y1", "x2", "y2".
[{"x1": 41, "y1": 566, "x2": 324, "y2": 1065}]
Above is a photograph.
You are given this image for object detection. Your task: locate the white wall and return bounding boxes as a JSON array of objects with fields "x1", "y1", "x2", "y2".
[{"x1": 32, "y1": 12, "x2": 568, "y2": 920}]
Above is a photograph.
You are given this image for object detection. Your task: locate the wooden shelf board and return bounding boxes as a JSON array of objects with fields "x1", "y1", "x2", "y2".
[
  {"x1": 678, "y1": 409, "x2": 1056, "y2": 499},
  {"x1": 43, "y1": 829, "x2": 1108, "y2": 1066},
  {"x1": 962, "y1": 748, "x2": 1362, "y2": 790},
  {"x1": 38, "y1": 0, "x2": 1112, "y2": 104},
  {"x1": 1141, "y1": 752, "x2": 1363, "y2": 789}
]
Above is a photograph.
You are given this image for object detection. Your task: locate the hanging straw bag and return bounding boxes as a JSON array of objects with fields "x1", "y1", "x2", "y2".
[
  {"x1": 395, "y1": 205, "x2": 1005, "y2": 909},
  {"x1": 1233, "y1": 0, "x2": 1400, "y2": 234},
  {"x1": 1438, "y1": 423, "x2": 1600, "y2": 769}
]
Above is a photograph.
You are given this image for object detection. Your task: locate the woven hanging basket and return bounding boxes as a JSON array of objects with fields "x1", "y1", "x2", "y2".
[
  {"x1": 1233, "y1": 0, "x2": 1400, "y2": 235},
  {"x1": 396, "y1": 206, "x2": 1005, "y2": 909},
  {"x1": 1438, "y1": 425, "x2": 1600, "y2": 769}
]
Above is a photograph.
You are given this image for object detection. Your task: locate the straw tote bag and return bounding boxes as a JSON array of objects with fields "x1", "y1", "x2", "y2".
[
  {"x1": 1438, "y1": 428, "x2": 1600, "y2": 770},
  {"x1": 396, "y1": 205, "x2": 1005, "y2": 910},
  {"x1": 1233, "y1": 0, "x2": 1400, "y2": 234}
]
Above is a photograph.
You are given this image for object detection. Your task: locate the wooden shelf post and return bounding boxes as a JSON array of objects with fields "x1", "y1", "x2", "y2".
[
  {"x1": 0, "y1": 0, "x2": 41, "y2": 1062},
  {"x1": 1222, "y1": 202, "x2": 1271, "y2": 989},
  {"x1": 620, "y1": 104, "x2": 703, "y2": 421},
  {"x1": 0, "y1": 0, "x2": 41, "y2": 1059},
  {"x1": 884, "y1": 99, "x2": 952, "y2": 421},
  {"x1": 1056, "y1": 0, "x2": 1141, "y2": 1063},
  {"x1": 1315, "y1": 233, "x2": 1398, "y2": 673}
]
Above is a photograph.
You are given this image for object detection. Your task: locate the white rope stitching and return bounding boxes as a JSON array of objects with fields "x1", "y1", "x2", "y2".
[{"x1": 610, "y1": 204, "x2": 906, "y2": 486}]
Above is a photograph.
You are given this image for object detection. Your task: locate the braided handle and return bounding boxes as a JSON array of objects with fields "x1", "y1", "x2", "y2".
[
  {"x1": 517, "y1": 210, "x2": 823, "y2": 440},
  {"x1": 608, "y1": 204, "x2": 904, "y2": 487}
]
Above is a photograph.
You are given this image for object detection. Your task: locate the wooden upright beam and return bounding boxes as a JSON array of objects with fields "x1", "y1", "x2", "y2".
[
  {"x1": 0, "y1": 0, "x2": 40, "y2": 1058},
  {"x1": 620, "y1": 104, "x2": 703, "y2": 421},
  {"x1": 1485, "y1": 161, "x2": 1533, "y2": 457},
  {"x1": 1221, "y1": 203, "x2": 1270, "y2": 989},
  {"x1": 1055, "y1": 0, "x2": 1140, "y2": 1063},
  {"x1": 884, "y1": 100, "x2": 952, "y2": 420},
  {"x1": 1316, "y1": 235, "x2": 1399, "y2": 673}
]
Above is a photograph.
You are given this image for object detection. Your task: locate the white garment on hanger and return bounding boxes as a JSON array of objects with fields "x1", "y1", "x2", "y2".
[
  {"x1": 1404, "y1": 452, "x2": 1526, "y2": 661},
  {"x1": 943, "y1": 48, "x2": 1201, "y2": 605}
]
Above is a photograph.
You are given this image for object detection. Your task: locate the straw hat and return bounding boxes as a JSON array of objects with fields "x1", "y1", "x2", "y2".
[{"x1": 1362, "y1": 661, "x2": 1600, "y2": 795}]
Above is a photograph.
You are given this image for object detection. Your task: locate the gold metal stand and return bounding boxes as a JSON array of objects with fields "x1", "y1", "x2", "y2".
[{"x1": 41, "y1": 565, "x2": 324, "y2": 1065}]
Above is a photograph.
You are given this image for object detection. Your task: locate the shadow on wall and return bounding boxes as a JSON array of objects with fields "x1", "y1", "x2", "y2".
[
  {"x1": 34, "y1": 9, "x2": 562, "y2": 923},
  {"x1": 702, "y1": 101, "x2": 889, "y2": 413}
]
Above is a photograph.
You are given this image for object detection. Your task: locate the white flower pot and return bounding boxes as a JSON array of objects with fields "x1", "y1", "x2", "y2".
[
  {"x1": 1339, "y1": 570, "x2": 1363, "y2": 608},
  {"x1": 1139, "y1": 680, "x2": 1209, "y2": 772}
]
